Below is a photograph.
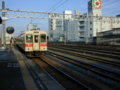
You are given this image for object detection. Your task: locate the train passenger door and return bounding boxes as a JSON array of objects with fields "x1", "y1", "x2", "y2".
[{"x1": 33, "y1": 35, "x2": 39, "y2": 51}]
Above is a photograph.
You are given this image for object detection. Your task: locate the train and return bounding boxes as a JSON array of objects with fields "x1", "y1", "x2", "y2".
[{"x1": 16, "y1": 29, "x2": 48, "y2": 57}]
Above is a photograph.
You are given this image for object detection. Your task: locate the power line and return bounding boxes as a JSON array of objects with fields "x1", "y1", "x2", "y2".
[
  {"x1": 50, "y1": 0, "x2": 70, "y2": 12},
  {"x1": 47, "y1": 0, "x2": 65, "y2": 12},
  {"x1": 41, "y1": 0, "x2": 65, "y2": 25}
]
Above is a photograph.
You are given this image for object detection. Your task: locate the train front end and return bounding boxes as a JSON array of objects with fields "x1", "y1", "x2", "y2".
[{"x1": 25, "y1": 30, "x2": 47, "y2": 57}]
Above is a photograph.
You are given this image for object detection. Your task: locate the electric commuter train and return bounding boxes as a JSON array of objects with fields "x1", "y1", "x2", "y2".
[{"x1": 16, "y1": 30, "x2": 47, "y2": 57}]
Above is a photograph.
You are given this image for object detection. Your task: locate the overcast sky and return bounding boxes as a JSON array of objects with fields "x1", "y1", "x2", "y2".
[{"x1": 0, "y1": 0, "x2": 120, "y2": 35}]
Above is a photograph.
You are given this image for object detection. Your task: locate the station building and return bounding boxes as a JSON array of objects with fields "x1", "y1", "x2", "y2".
[{"x1": 49, "y1": 0, "x2": 120, "y2": 44}]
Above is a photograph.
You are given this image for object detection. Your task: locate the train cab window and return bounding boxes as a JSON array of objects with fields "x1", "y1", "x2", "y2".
[
  {"x1": 34, "y1": 35, "x2": 39, "y2": 43},
  {"x1": 26, "y1": 34, "x2": 33, "y2": 43},
  {"x1": 40, "y1": 34, "x2": 46, "y2": 42}
]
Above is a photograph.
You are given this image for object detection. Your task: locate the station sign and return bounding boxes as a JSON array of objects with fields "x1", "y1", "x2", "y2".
[{"x1": 92, "y1": 0, "x2": 102, "y2": 9}]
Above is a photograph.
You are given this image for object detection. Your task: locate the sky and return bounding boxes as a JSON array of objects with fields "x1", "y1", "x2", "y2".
[{"x1": 0, "y1": 0, "x2": 120, "y2": 36}]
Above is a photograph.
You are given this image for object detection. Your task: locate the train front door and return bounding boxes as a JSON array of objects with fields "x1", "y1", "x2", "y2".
[{"x1": 33, "y1": 35, "x2": 39, "y2": 50}]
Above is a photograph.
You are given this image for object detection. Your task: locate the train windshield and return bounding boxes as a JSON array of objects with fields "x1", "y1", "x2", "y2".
[
  {"x1": 40, "y1": 34, "x2": 46, "y2": 42},
  {"x1": 34, "y1": 35, "x2": 39, "y2": 43},
  {"x1": 26, "y1": 34, "x2": 33, "y2": 43}
]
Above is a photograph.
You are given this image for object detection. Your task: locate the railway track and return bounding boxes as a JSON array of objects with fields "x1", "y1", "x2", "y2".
[
  {"x1": 16, "y1": 46, "x2": 89, "y2": 89},
  {"x1": 44, "y1": 51, "x2": 120, "y2": 89},
  {"x1": 49, "y1": 47, "x2": 120, "y2": 68},
  {"x1": 50, "y1": 44, "x2": 120, "y2": 52},
  {"x1": 49, "y1": 44, "x2": 120, "y2": 55},
  {"x1": 49, "y1": 45, "x2": 120, "y2": 60},
  {"x1": 14, "y1": 46, "x2": 65, "y2": 90},
  {"x1": 33, "y1": 57, "x2": 89, "y2": 90},
  {"x1": 15, "y1": 45, "x2": 120, "y2": 89}
]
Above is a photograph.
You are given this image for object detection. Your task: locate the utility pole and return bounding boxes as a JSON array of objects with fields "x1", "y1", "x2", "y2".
[{"x1": 2, "y1": 0, "x2": 6, "y2": 47}]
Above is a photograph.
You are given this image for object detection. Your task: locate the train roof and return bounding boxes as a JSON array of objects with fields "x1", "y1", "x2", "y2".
[
  {"x1": 17, "y1": 30, "x2": 47, "y2": 38},
  {"x1": 24, "y1": 30, "x2": 47, "y2": 34}
]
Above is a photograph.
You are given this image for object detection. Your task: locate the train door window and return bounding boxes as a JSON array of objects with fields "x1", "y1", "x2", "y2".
[
  {"x1": 34, "y1": 35, "x2": 39, "y2": 43},
  {"x1": 26, "y1": 34, "x2": 33, "y2": 43},
  {"x1": 40, "y1": 34, "x2": 46, "y2": 42}
]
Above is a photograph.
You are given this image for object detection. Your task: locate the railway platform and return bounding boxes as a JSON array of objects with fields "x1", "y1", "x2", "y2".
[
  {"x1": 0, "y1": 47, "x2": 26, "y2": 90},
  {"x1": 0, "y1": 46, "x2": 65, "y2": 90}
]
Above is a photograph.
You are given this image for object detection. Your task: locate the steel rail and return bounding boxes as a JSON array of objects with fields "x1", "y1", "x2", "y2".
[
  {"x1": 50, "y1": 46, "x2": 120, "y2": 59},
  {"x1": 33, "y1": 57, "x2": 89, "y2": 90},
  {"x1": 49, "y1": 47, "x2": 120, "y2": 67},
  {"x1": 47, "y1": 50, "x2": 120, "y2": 82},
  {"x1": 43, "y1": 53, "x2": 119, "y2": 89},
  {"x1": 39, "y1": 55, "x2": 91, "y2": 90},
  {"x1": 49, "y1": 47, "x2": 120, "y2": 64}
]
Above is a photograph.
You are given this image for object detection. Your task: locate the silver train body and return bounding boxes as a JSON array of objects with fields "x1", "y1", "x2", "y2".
[{"x1": 16, "y1": 30, "x2": 47, "y2": 57}]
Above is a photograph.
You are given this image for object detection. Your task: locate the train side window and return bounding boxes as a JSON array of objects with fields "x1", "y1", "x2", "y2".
[
  {"x1": 34, "y1": 35, "x2": 39, "y2": 43},
  {"x1": 40, "y1": 34, "x2": 46, "y2": 42},
  {"x1": 26, "y1": 34, "x2": 33, "y2": 43}
]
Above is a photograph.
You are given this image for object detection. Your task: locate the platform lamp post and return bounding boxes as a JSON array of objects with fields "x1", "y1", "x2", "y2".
[
  {"x1": 1, "y1": 0, "x2": 6, "y2": 47},
  {"x1": 0, "y1": 17, "x2": 2, "y2": 45}
]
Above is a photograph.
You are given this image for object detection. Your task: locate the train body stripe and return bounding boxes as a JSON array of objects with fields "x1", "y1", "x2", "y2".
[
  {"x1": 25, "y1": 43, "x2": 47, "y2": 47},
  {"x1": 40, "y1": 43, "x2": 47, "y2": 46},
  {"x1": 25, "y1": 43, "x2": 33, "y2": 47}
]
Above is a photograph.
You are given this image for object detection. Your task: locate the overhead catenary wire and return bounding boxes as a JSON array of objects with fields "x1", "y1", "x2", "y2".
[
  {"x1": 39, "y1": 0, "x2": 65, "y2": 25},
  {"x1": 51, "y1": 0, "x2": 70, "y2": 12},
  {"x1": 47, "y1": 0, "x2": 65, "y2": 12},
  {"x1": 39, "y1": 0, "x2": 66, "y2": 25}
]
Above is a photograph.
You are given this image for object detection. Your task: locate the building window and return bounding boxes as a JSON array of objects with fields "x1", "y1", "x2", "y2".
[
  {"x1": 90, "y1": 34, "x2": 92, "y2": 37},
  {"x1": 80, "y1": 37, "x2": 84, "y2": 39},
  {"x1": 79, "y1": 21, "x2": 84, "y2": 24},
  {"x1": 90, "y1": 22, "x2": 92, "y2": 24}
]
